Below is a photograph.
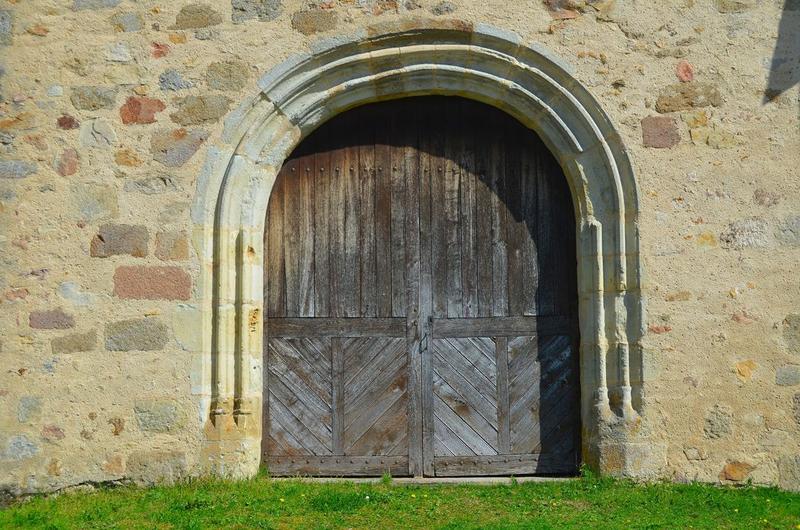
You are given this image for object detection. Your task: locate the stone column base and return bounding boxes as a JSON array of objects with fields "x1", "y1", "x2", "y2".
[{"x1": 594, "y1": 441, "x2": 667, "y2": 479}]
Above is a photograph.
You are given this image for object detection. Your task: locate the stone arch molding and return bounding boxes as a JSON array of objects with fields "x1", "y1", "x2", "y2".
[{"x1": 192, "y1": 19, "x2": 662, "y2": 479}]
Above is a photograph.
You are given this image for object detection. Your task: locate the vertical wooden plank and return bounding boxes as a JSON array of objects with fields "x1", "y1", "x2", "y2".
[
  {"x1": 331, "y1": 337, "x2": 345, "y2": 455},
  {"x1": 495, "y1": 336, "x2": 510, "y2": 454},
  {"x1": 314, "y1": 132, "x2": 331, "y2": 318},
  {"x1": 375, "y1": 106, "x2": 393, "y2": 318},
  {"x1": 536, "y1": 140, "x2": 555, "y2": 316},
  {"x1": 329, "y1": 122, "x2": 347, "y2": 318},
  {"x1": 444, "y1": 104, "x2": 463, "y2": 318},
  {"x1": 390, "y1": 113, "x2": 407, "y2": 319},
  {"x1": 549, "y1": 145, "x2": 577, "y2": 317},
  {"x1": 521, "y1": 134, "x2": 539, "y2": 317},
  {"x1": 267, "y1": 167, "x2": 286, "y2": 317},
  {"x1": 282, "y1": 157, "x2": 301, "y2": 316},
  {"x1": 505, "y1": 129, "x2": 524, "y2": 317},
  {"x1": 475, "y1": 108, "x2": 493, "y2": 318},
  {"x1": 300, "y1": 154, "x2": 316, "y2": 317},
  {"x1": 489, "y1": 113, "x2": 508, "y2": 317},
  {"x1": 403, "y1": 111, "x2": 423, "y2": 476},
  {"x1": 459, "y1": 100, "x2": 479, "y2": 318},
  {"x1": 358, "y1": 115, "x2": 377, "y2": 318},
  {"x1": 430, "y1": 104, "x2": 447, "y2": 319},
  {"x1": 419, "y1": 101, "x2": 435, "y2": 476},
  {"x1": 343, "y1": 116, "x2": 361, "y2": 317}
]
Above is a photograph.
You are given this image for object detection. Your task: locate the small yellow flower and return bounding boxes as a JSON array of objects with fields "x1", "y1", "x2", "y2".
[
  {"x1": 734, "y1": 509, "x2": 738, "y2": 513},
  {"x1": 279, "y1": 498, "x2": 285, "y2": 503},
  {"x1": 411, "y1": 493, "x2": 416, "y2": 498}
]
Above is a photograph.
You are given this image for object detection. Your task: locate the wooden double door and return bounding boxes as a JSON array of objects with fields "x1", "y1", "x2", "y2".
[{"x1": 263, "y1": 97, "x2": 580, "y2": 477}]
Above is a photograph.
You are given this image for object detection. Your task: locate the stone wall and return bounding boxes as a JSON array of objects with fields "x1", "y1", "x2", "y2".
[{"x1": 0, "y1": 0, "x2": 798, "y2": 494}]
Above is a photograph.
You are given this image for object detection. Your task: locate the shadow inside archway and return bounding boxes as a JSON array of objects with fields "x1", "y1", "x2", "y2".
[{"x1": 270, "y1": 96, "x2": 581, "y2": 476}]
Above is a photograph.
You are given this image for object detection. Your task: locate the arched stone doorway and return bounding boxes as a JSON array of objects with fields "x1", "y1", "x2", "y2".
[
  {"x1": 192, "y1": 20, "x2": 659, "y2": 479},
  {"x1": 263, "y1": 97, "x2": 580, "y2": 476}
]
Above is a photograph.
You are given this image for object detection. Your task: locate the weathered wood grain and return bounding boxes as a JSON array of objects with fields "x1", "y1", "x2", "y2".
[{"x1": 264, "y1": 97, "x2": 579, "y2": 477}]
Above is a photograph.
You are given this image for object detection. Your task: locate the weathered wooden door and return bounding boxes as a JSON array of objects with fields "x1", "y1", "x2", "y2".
[{"x1": 263, "y1": 97, "x2": 580, "y2": 477}]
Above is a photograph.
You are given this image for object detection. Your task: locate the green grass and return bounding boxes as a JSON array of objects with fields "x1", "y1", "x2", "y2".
[{"x1": 2, "y1": 472, "x2": 799, "y2": 529}]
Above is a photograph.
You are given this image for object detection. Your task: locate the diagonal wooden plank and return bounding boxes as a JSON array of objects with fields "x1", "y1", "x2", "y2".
[
  {"x1": 514, "y1": 384, "x2": 579, "y2": 454},
  {"x1": 344, "y1": 351, "x2": 407, "y2": 428},
  {"x1": 434, "y1": 435, "x2": 454, "y2": 456},
  {"x1": 345, "y1": 342, "x2": 408, "y2": 414},
  {"x1": 270, "y1": 338, "x2": 331, "y2": 390},
  {"x1": 433, "y1": 372, "x2": 498, "y2": 449},
  {"x1": 510, "y1": 360, "x2": 571, "y2": 425},
  {"x1": 510, "y1": 369, "x2": 573, "y2": 438},
  {"x1": 269, "y1": 341, "x2": 331, "y2": 409},
  {"x1": 434, "y1": 338, "x2": 496, "y2": 390},
  {"x1": 508, "y1": 336, "x2": 538, "y2": 385},
  {"x1": 386, "y1": 430, "x2": 409, "y2": 457},
  {"x1": 534, "y1": 394, "x2": 579, "y2": 452},
  {"x1": 267, "y1": 431, "x2": 302, "y2": 456},
  {"x1": 433, "y1": 393, "x2": 497, "y2": 455},
  {"x1": 268, "y1": 338, "x2": 330, "y2": 387},
  {"x1": 508, "y1": 336, "x2": 573, "y2": 408},
  {"x1": 466, "y1": 336, "x2": 496, "y2": 364},
  {"x1": 346, "y1": 390, "x2": 408, "y2": 456},
  {"x1": 343, "y1": 336, "x2": 403, "y2": 387},
  {"x1": 433, "y1": 414, "x2": 472, "y2": 456},
  {"x1": 268, "y1": 360, "x2": 331, "y2": 426},
  {"x1": 343, "y1": 335, "x2": 394, "y2": 377},
  {"x1": 506, "y1": 334, "x2": 578, "y2": 455},
  {"x1": 433, "y1": 339, "x2": 496, "y2": 401},
  {"x1": 345, "y1": 381, "x2": 406, "y2": 454},
  {"x1": 452, "y1": 337, "x2": 496, "y2": 381},
  {"x1": 344, "y1": 338, "x2": 406, "y2": 402},
  {"x1": 268, "y1": 371, "x2": 332, "y2": 443},
  {"x1": 269, "y1": 391, "x2": 331, "y2": 455},
  {"x1": 433, "y1": 350, "x2": 498, "y2": 423}
]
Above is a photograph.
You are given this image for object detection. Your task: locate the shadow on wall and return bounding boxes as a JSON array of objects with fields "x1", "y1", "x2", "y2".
[{"x1": 765, "y1": 0, "x2": 800, "y2": 103}]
